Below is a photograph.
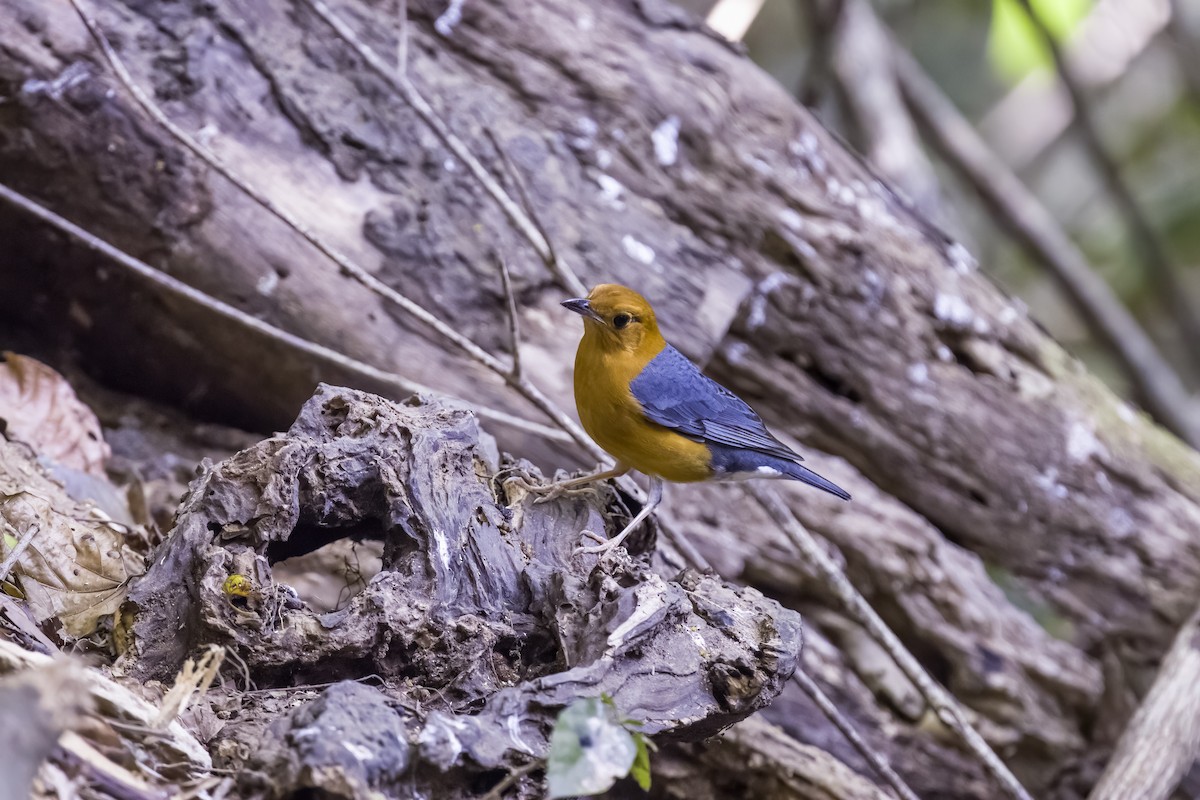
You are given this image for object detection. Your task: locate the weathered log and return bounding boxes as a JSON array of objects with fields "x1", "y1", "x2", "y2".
[{"x1": 3, "y1": 0, "x2": 1200, "y2": 795}]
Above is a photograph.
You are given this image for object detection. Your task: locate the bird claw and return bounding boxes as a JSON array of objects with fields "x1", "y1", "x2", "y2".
[
  {"x1": 527, "y1": 482, "x2": 602, "y2": 505},
  {"x1": 579, "y1": 529, "x2": 606, "y2": 545},
  {"x1": 573, "y1": 529, "x2": 633, "y2": 558}
]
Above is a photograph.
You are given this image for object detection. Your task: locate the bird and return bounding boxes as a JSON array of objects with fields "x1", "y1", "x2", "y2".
[{"x1": 558, "y1": 283, "x2": 850, "y2": 556}]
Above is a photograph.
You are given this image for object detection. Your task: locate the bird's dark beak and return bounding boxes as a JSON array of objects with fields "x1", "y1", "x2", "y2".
[{"x1": 561, "y1": 297, "x2": 604, "y2": 323}]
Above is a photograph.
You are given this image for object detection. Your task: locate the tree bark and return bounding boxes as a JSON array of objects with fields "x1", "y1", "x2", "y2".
[{"x1": 3, "y1": 0, "x2": 1199, "y2": 796}]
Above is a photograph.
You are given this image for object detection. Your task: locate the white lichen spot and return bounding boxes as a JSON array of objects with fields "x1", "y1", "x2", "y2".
[
  {"x1": 788, "y1": 131, "x2": 826, "y2": 173},
  {"x1": 749, "y1": 156, "x2": 771, "y2": 174},
  {"x1": 934, "y1": 293, "x2": 973, "y2": 328},
  {"x1": 568, "y1": 117, "x2": 598, "y2": 150},
  {"x1": 907, "y1": 362, "x2": 929, "y2": 384},
  {"x1": 505, "y1": 715, "x2": 535, "y2": 755},
  {"x1": 998, "y1": 306, "x2": 1019, "y2": 326},
  {"x1": 1108, "y1": 507, "x2": 1136, "y2": 539},
  {"x1": 196, "y1": 121, "x2": 220, "y2": 147},
  {"x1": 1116, "y1": 403, "x2": 1138, "y2": 425},
  {"x1": 777, "y1": 208, "x2": 805, "y2": 232},
  {"x1": 947, "y1": 242, "x2": 977, "y2": 274},
  {"x1": 936, "y1": 344, "x2": 954, "y2": 363},
  {"x1": 576, "y1": 12, "x2": 594, "y2": 30},
  {"x1": 434, "y1": 0, "x2": 465, "y2": 36},
  {"x1": 433, "y1": 528, "x2": 450, "y2": 571},
  {"x1": 652, "y1": 115, "x2": 681, "y2": 167},
  {"x1": 443, "y1": 157, "x2": 457, "y2": 172},
  {"x1": 972, "y1": 317, "x2": 991, "y2": 336},
  {"x1": 1034, "y1": 467, "x2": 1069, "y2": 499},
  {"x1": 724, "y1": 341, "x2": 750, "y2": 364},
  {"x1": 621, "y1": 234, "x2": 655, "y2": 265},
  {"x1": 21, "y1": 62, "x2": 89, "y2": 100},
  {"x1": 611, "y1": 127, "x2": 626, "y2": 142},
  {"x1": 1066, "y1": 421, "x2": 1104, "y2": 463},
  {"x1": 746, "y1": 294, "x2": 768, "y2": 330},
  {"x1": 595, "y1": 148, "x2": 613, "y2": 169},
  {"x1": 758, "y1": 271, "x2": 792, "y2": 295},
  {"x1": 256, "y1": 270, "x2": 280, "y2": 296},
  {"x1": 342, "y1": 742, "x2": 375, "y2": 762},
  {"x1": 596, "y1": 174, "x2": 624, "y2": 209}
]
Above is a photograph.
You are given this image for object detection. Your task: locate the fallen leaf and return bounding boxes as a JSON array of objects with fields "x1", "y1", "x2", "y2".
[
  {"x1": 0, "y1": 353, "x2": 110, "y2": 477},
  {"x1": 0, "y1": 487, "x2": 143, "y2": 638}
]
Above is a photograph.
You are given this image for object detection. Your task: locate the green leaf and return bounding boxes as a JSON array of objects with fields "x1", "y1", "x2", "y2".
[
  {"x1": 546, "y1": 698, "x2": 638, "y2": 798},
  {"x1": 988, "y1": 0, "x2": 1092, "y2": 81},
  {"x1": 630, "y1": 732, "x2": 652, "y2": 791}
]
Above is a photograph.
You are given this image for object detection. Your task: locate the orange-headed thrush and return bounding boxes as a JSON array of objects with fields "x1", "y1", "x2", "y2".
[{"x1": 560, "y1": 283, "x2": 850, "y2": 555}]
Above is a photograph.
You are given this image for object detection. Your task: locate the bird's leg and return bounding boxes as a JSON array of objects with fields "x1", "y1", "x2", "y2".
[
  {"x1": 576, "y1": 476, "x2": 664, "y2": 557},
  {"x1": 528, "y1": 464, "x2": 630, "y2": 504}
]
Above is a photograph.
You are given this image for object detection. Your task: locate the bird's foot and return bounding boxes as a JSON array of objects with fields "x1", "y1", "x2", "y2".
[{"x1": 528, "y1": 481, "x2": 603, "y2": 505}]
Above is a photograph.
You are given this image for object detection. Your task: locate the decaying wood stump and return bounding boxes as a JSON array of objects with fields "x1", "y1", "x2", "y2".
[{"x1": 123, "y1": 384, "x2": 802, "y2": 797}]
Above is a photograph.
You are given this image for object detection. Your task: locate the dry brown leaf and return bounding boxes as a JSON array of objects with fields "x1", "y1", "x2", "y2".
[
  {"x1": 0, "y1": 488, "x2": 143, "y2": 638},
  {"x1": 0, "y1": 353, "x2": 111, "y2": 477}
]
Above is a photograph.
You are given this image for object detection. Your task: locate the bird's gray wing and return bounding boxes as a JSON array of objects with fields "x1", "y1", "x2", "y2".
[{"x1": 629, "y1": 345, "x2": 802, "y2": 462}]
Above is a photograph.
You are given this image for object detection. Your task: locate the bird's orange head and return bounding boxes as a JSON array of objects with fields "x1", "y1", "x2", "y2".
[{"x1": 562, "y1": 284, "x2": 665, "y2": 356}]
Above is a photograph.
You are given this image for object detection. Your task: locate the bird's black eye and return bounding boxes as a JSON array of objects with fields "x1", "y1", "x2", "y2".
[{"x1": 612, "y1": 313, "x2": 632, "y2": 330}]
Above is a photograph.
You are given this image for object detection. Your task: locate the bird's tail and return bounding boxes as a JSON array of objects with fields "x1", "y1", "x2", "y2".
[{"x1": 781, "y1": 460, "x2": 851, "y2": 501}]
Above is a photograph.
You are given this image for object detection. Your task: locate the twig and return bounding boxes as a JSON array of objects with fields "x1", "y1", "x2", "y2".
[
  {"x1": 481, "y1": 125, "x2": 560, "y2": 275},
  {"x1": 0, "y1": 181, "x2": 568, "y2": 445},
  {"x1": 0, "y1": 521, "x2": 40, "y2": 586},
  {"x1": 396, "y1": 0, "x2": 408, "y2": 82},
  {"x1": 299, "y1": 0, "x2": 587, "y2": 297},
  {"x1": 790, "y1": 668, "x2": 920, "y2": 800},
  {"x1": 1088, "y1": 603, "x2": 1200, "y2": 800},
  {"x1": 817, "y1": 0, "x2": 940, "y2": 213},
  {"x1": 979, "y1": 0, "x2": 1170, "y2": 169},
  {"x1": 892, "y1": 47, "x2": 1200, "y2": 446},
  {"x1": 496, "y1": 253, "x2": 522, "y2": 380},
  {"x1": 480, "y1": 759, "x2": 542, "y2": 800},
  {"x1": 749, "y1": 484, "x2": 1032, "y2": 800},
  {"x1": 69, "y1": 0, "x2": 600, "y2": 460},
  {"x1": 1012, "y1": 0, "x2": 1200, "y2": 363},
  {"x1": 1168, "y1": 0, "x2": 1200, "y2": 106}
]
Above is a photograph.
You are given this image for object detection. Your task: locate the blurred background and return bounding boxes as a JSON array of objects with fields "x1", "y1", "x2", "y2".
[{"x1": 691, "y1": 0, "x2": 1200, "y2": 415}]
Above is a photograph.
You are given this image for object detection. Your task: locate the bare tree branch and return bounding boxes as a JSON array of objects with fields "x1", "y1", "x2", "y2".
[
  {"x1": 790, "y1": 668, "x2": 921, "y2": 800},
  {"x1": 1012, "y1": 0, "x2": 1200, "y2": 364},
  {"x1": 750, "y1": 483, "x2": 1033, "y2": 800},
  {"x1": 892, "y1": 46, "x2": 1199, "y2": 445},
  {"x1": 1089, "y1": 603, "x2": 1200, "y2": 800},
  {"x1": 817, "y1": 0, "x2": 942, "y2": 214}
]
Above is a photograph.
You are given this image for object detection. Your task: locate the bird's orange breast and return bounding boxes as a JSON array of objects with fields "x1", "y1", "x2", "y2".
[{"x1": 574, "y1": 338, "x2": 713, "y2": 482}]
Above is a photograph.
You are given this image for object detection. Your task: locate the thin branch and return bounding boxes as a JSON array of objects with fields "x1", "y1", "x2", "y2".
[
  {"x1": 1168, "y1": 0, "x2": 1200, "y2": 106},
  {"x1": 299, "y1": 0, "x2": 587, "y2": 298},
  {"x1": 818, "y1": 0, "x2": 941, "y2": 214},
  {"x1": 481, "y1": 125, "x2": 561, "y2": 275},
  {"x1": 0, "y1": 180, "x2": 568, "y2": 445},
  {"x1": 0, "y1": 521, "x2": 40, "y2": 585},
  {"x1": 479, "y1": 760, "x2": 542, "y2": 800},
  {"x1": 979, "y1": 0, "x2": 1170, "y2": 169},
  {"x1": 790, "y1": 668, "x2": 921, "y2": 800},
  {"x1": 1088, "y1": 602, "x2": 1200, "y2": 800},
  {"x1": 496, "y1": 253, "x2": 522, "y2": 380},
  {"x1": 1012, "y1": 0, "x2": 1200, "y2": 363},
  {"x1": 892, "y1": 46, "x2": 1200, "y2": 446},
  {"x1": 395, "y1": 0, "x2": 408, "y2": 82},
  {"x1": 749, "y1": 483, "x2": 1032, "y2": 800},
  {"x1": 67, "y1": 0, "x2": 598, "y2": 458}
]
